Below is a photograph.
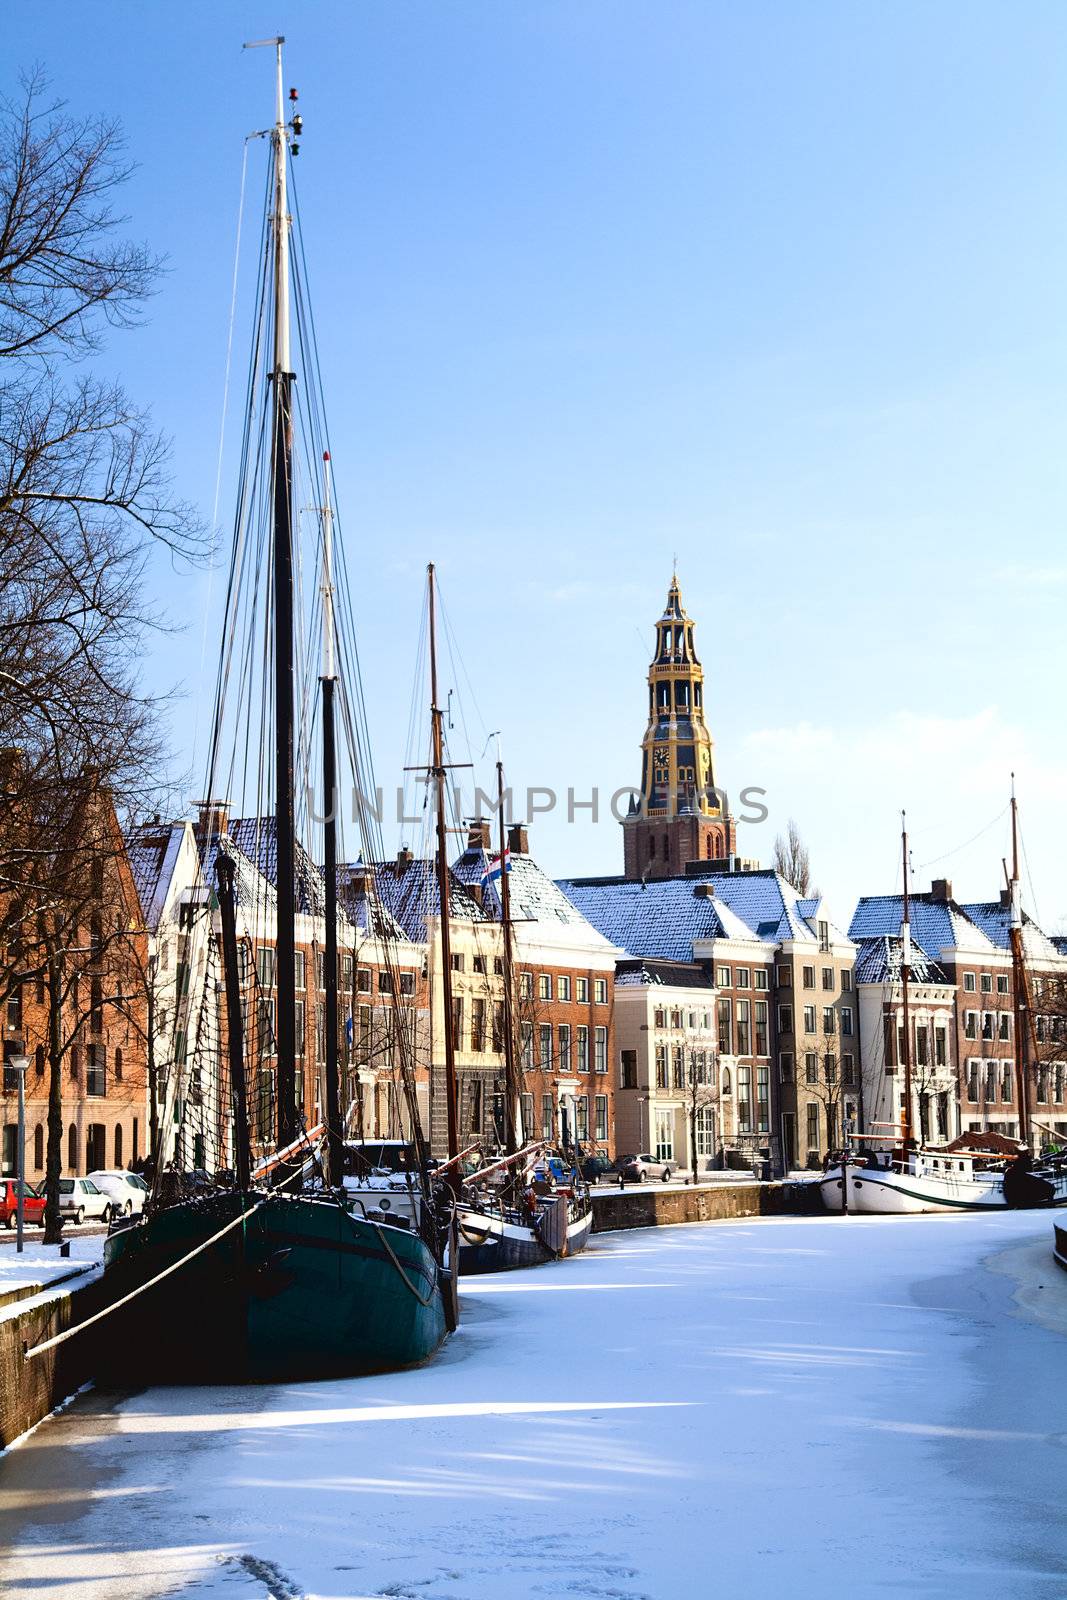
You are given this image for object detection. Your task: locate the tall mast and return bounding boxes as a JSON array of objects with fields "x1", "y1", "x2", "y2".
[
  {"x1": 899, "y1": 812, "x2": 913, "y2": 1155},
  {"x1": 496, "y1": 757, "x2": 519, "y2": 1155},
  {"x1": 320, "y1": 451, "x2": 342, "y2": 1186},
  {"x1": 267, "y1": 38, "x2": 297, "y2": 1150},
  {"x1": 1008, "y1": 776, "x2": 1032, "y2": 1150},
  {"x1": 428, "y1": 565, "x2": 461, "y2": 1191}
]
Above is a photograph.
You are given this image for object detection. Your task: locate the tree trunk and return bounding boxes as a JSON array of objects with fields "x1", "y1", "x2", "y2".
[{"x1": 43, "y1": 946, "x2": 64, "y2": 1244}]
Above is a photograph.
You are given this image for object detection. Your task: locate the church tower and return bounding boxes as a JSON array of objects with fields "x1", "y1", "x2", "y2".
[{"x1": 622, "y1": 574, "x2": 737, "y2": 880}]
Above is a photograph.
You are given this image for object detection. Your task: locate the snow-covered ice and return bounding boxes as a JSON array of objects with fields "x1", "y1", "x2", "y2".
[
  {"x1": 0, "y1": 1237, "x2": 102, "y2": 1302},
  {"x1": 1, "y1": 1212, "x2": 1065, "y2": 1599}
]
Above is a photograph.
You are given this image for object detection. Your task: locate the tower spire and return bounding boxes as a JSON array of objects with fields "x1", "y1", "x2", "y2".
[{"x1": 622, "y1": 573, "x2": 736, "y2": 880}]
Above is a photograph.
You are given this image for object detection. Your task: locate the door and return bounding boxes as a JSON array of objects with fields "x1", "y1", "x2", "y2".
[
  {"x1": 1, "y1": 1124, "x2": 16, "y2": 1177},
  {"x1": 86, "y1": 1124, "x2": 106, "y2": 1172},
  {"x1": 654, "y1": 1110, "x2": 673, "y2": 1163}
]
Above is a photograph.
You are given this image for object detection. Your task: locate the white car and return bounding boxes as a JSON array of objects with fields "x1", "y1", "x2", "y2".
[
  {"x1": 88, "y1": 1170, "x2": 149, "y2": 1216},
  {"x1": 57, "y1": 1177, "x2": 113, "y2": 1225}
]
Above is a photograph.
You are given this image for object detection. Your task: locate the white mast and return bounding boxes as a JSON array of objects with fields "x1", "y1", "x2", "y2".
[{"x1": 243, "y1": 36, "x2": 291, "y2": 377}]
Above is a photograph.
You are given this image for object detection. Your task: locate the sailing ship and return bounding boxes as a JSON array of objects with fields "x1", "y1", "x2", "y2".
[
  {"x1": 821, "y1": 800, "x2": 1067, "y2": 1215},
  {"x1": 98, "y1": 40, "x2": 449, "y2": 1381}
]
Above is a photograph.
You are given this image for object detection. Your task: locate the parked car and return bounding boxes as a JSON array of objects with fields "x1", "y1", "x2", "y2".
[
  {"x1": 580, "y1": 1154, "x2": 615, "y2": 1182},
  {"x1": 88, "y1": 1170, "x2": 149, "y2": 1216},
  {"x1": 618, "y1": 1153, "x2": 674, "y2": 1183},
  {"x1": 0, "y1": 1178, "x2": 46, "y2": 1230},
  {"x1": 57, "y1": 1177, "x2": 113, "y2": 1225}
]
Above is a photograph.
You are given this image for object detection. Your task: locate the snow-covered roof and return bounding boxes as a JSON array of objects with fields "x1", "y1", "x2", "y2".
[
  {"x1": 853, "y1": 935, "x2": 951, "y2": 987},
  {"x1": 125, "y1": 823, "x2": 186, "y2": 931},
  {"x1": 364, "y1": 855, "x2": 488, "y2": 944},
  {"x1": 452, "y1": 846, "x2": 620, "y2": 957}
]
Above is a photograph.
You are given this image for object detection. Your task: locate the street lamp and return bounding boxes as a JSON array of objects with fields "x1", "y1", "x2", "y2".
[{"x1": 8, "y1": 1054, "x2": 29, "y2": 1253}]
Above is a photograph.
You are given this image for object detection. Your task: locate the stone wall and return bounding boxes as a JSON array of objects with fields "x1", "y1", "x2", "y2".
[
  {"x1": 591, "y1": 1179, "x2": 820, "y2": 1232},
  {"x1": 0, "y1": 1270, "x2": 108, "y2": 1451}
]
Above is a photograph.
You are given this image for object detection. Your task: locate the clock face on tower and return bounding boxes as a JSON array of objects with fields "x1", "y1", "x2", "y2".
[{"x1": 653, "y1": 745, "x2": 668, "y2": 764}]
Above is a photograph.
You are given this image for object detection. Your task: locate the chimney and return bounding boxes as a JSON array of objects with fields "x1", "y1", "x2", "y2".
[
  {"x1": 930, "y1": 878, "x2": 952, "y2": 903},
  {"x1": 507, "y1": 823, "x2": 529, "y2": 856},
  {"x1": 467, "y1": 819, "x2": 491, "y2": 851},
  {"x1": 396, "y1": 846, "x2": 414, "y2": 873},
  {"x1": 467, "y1": 883, "x2": 484, "y2": 909},
  {"x1": 1000, "y1": 887, "x2": 1011, "y2": 908},
  {"x1": 196, "y1": 799, "x2": 230, "y2": 838}
]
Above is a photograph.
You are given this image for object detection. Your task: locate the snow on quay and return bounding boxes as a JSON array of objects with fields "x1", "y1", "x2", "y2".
[{"x1": 0, "y1": 1213, "x2": 1065, "y2": 1599}]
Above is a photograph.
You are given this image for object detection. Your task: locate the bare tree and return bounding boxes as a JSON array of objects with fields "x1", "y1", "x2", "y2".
[{"x1": 773, "y1": 818, "x2": 816, "y2": 898}]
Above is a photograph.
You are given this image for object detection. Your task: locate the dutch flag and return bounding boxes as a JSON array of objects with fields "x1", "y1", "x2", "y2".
[{"x1": 480, "y1": 848, "x2": 510, "y2": 890}]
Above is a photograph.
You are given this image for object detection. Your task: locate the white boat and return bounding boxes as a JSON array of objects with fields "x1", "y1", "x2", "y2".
[
  {"x1": 457, "y1": 1188, "x2": 593, "y2": 1273},
  {"x1": 821, "y1": 1150, "x2": 1067, "y2": 1214}
]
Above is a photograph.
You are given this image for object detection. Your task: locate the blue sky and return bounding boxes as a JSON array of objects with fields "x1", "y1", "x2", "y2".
[{"x1": 9, "y1": 2, "x2": 1067, "y2": 926}]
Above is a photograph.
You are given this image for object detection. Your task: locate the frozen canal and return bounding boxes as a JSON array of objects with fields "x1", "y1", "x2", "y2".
[{"x1": 1, "y1": 1212, "x2": 1066, "y2": 1600}]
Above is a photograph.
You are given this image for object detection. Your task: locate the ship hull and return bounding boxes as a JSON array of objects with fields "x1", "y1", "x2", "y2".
[
  {"x1": 821, "y1": 1162, "x2": 1067, "y2": 1215},
  {"x1": 457, "y1": 1196, "x2": 593, "y2": 1274},
  {"x1": 98, "y1": 1190, "x2": 447, "y2": 1384}
]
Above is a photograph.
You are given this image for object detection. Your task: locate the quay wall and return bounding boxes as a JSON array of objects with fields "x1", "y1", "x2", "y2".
[
  {"x1": 591, "y1": 1179, "x2": 820, "y2": 1232},
  {"x1": 0, "y1": 1270, "x2": 108, "y2": 1452}
]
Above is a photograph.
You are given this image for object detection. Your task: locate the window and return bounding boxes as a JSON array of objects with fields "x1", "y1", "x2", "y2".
[
  {"x1": 803, "y1": 1005, "x2": 816, "y2": 1034},
  {"x1": 576, "y1": 977, "x2": 589, "y2": 1003},
  {"x1": 756, "y1": 1066, "x2": 770, "y2": 1133},
  {"x1": 803, "y1": 965, "x2": 815, "y2": 990},
  {"x1": 6, "y1": 985, "x2": 22, "y2": 1031},
  {"x1": 471, "y1": 998, "x2": 486, "y2": 1052},
  {"x1": 935, "y1": 1027, "x2": 947, "y2": 1067},
  {"x1": 541, "y1": 1093, "x2": 553, "y2": 1139},
  {"x1": 999, "y1": 1014, "x2": 1011, "y2": 1041},
  {"x1": 716, "y1": 965, "x2": 731, "y2": 987},
  {"x1": 257, "y1": 947, "x2": 275, "y2": 989},
  {"x1": 984, "y1": 1061, "x2": 996, "y2": 1102},
  {"x1": 806, "y1": 1102, "x2": 820, "y2": 1155},
  {"x1": 576, "y1": 1025, "x2": 589, "y2": 1072},
  {"x1": 379, "y1": 970, "x2": 394, "y2": 995},
  {"x1": 841, "y1": 1006, "x2": 853, "y2": 1037},
  {"x1": 450, "y1": 953, "x2": 464, "y2": 973},
  {"x1": 737, "y1": 1065, "x2": 752, "y2": 1132},
  {"x1": 805, "y1": 1052, "x2": 817, "y2": 1085},
  {"x1": 621, "y1": 1049, "x2": 637, "y2": 1089},
  {"x1": 777, "y1": 965, "x2": 792, "y2": 987},
  {"x1": 670, "y1": 1009, "x2": 682, "y2": 1030},
  {"x1": 294, "y1": 951, "x2": 305, "y2": 990},
  {"x1": 696, "y1": 1106, "x2": 716, "y2": 1157},
  {"x1": 779, "y1": 1052, "x2": 794, "y2": 1083},
  {"x1": 357, "y1": 966, "x2": 372, "y2": 993},
  {"x1": 1002, "y1": 1062, "x2": 1013, "y2": 1102},
  {"x1": 818, "y1": 920, "x2": 830, "y2": 952},
  {"x1": 822, "y1": 967, "x2": 834, "y2": 991},
  {"x1": 655, "y1": 1109, "x2": 674, "y2": 1162},
  {"x1": 520, "y1": 972, "x2": 533, "y2": 999},
  {"x1": 558, "y1": 1024, "x2": 571, "y2": 1072},
  {"x1": 982, "y1": 1012, "x2": 994, "y2": 1041},
  {"x1": 539, "y1": 975, "x2": 551, "y2": 1001},
  {"x1": 294, "y1": 999, "x2": 307, "y2": 1057},
  {"x1": 492, "y1": 1001, "x2": 505, "y2": 1052},
  {"x1": 997, "y1": 975, "x2": 1009, "y2": 995},
  {"x1": 754, "y1": 970, "x2": 768, "y2": 991},
  {"x1": 114, "y1": 1124, "x2": 123, "y2": 1168},
  {"x1": 451, "y1": 997, "x2": 464, "y2": 1051},
  {"x1": 654, "y1": 1007, "x2": 666, "y2": 1029},
  {"x1": 86, "y1": 1044, "x2": 106, "y2": 1098},
  {"x1": 341, "y1": 954, "x2": 353, "y2": 991},
  {"x1": 33, "y1": 1123, "x2": 43, "y2": 1170},
  {"x1": 824, "y1": 1053, "x2": 837, "y2": 1084},
  {"x1": 737, "y1": 968, "x2": 751, "y2": 989},
  {"x1": 778, "y1": 1004, "x2": 794, "y2": 1035},
  {"x1": 655, "y1": 1046, "x2": 668, "y2": 1089},
  {"x1": 672, "y1": 1047, "x2": 684, "y2": 1089},
  {"x1": 473, "y1": 955, "x2": 486, "y2": 976},
  {"x1": 575, "y1": 1095, "x2": 589, "y2": 1142},
  {"x1": 842, "y1": 1053, "x2": 856, "y2": 1085},
  {"x1": 34, "y1": 1045, "x2": 44, "y2": 1077},
  {"x1": 521, "y1": 1022, "x2": 534, "y2": 1070},
  {"x1": 315, "y1": 1003, "x2": 324, "y2": 1064},
  {"x1": 557, "y1": 976, "x2": 571, "y2": 1002},
  {"x1": 980, "y1": 973, "x2": 992, "y2": 994},
  {"x1": 539, "y1": 1025, "x2": 552, "y2": 1071},
  {"x1": 595, "y1": 1095, "x2": 608, "y2": 1141},
  {"x1": 521, "y1": 1092, "x2": 534, "y2": 1139},
  {"x1": 735, "y1": 999, "x2": 751, "y2": 1055},
  {"x1": 754, "y1": 1000, "x2": 769, "y2": 1056},
  {"x1": 717, "y1": 997, "x2": 731, "y2": 1054},
  {"x1": 841, "y1": 970, "x2": 852, "y2": 993},
  {"x1": 823, "y1": 1007, "x2": 836, "y2": 1036},
  {"x1": 399, "y1": 971, "x2": 415, "y2": 997},
  {"x1": 964, "y1": 972, "x2": 976, "y2": 992},
  {"x1": 594, "y1": 978, "x2": 608, "y2": 1004},
  {"x1": 964, "y1": 1011, "x2": 978, "y2": 1040}
]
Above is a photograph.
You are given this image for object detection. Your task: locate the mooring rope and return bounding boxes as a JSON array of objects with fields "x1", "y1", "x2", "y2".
[{"x1": 22, "y1": 1200, "x2": 267, "y2": 1361}]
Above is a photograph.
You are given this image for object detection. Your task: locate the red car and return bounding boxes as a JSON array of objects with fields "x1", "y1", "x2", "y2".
[{"x1": 0, "y1": 1178, "x2": 46, "y2": 1229}]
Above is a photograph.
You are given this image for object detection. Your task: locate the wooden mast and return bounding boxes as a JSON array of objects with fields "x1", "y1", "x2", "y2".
[
  {"x1": 899, "y1": 812, "x2": 914, "y2": 1157},
  {"x1": 496, "y1": 757, "x2": 520, "y2": 1156},
  {"x1": 320, "y1": 452, "x2": 342, "y2": 1187},
  {"x1": 1008, "y1": 777, "x2": 1032, "y2": 1151},
  {"x1": 428, "y1": 564, "x2": 461, "y2": 1193}
]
